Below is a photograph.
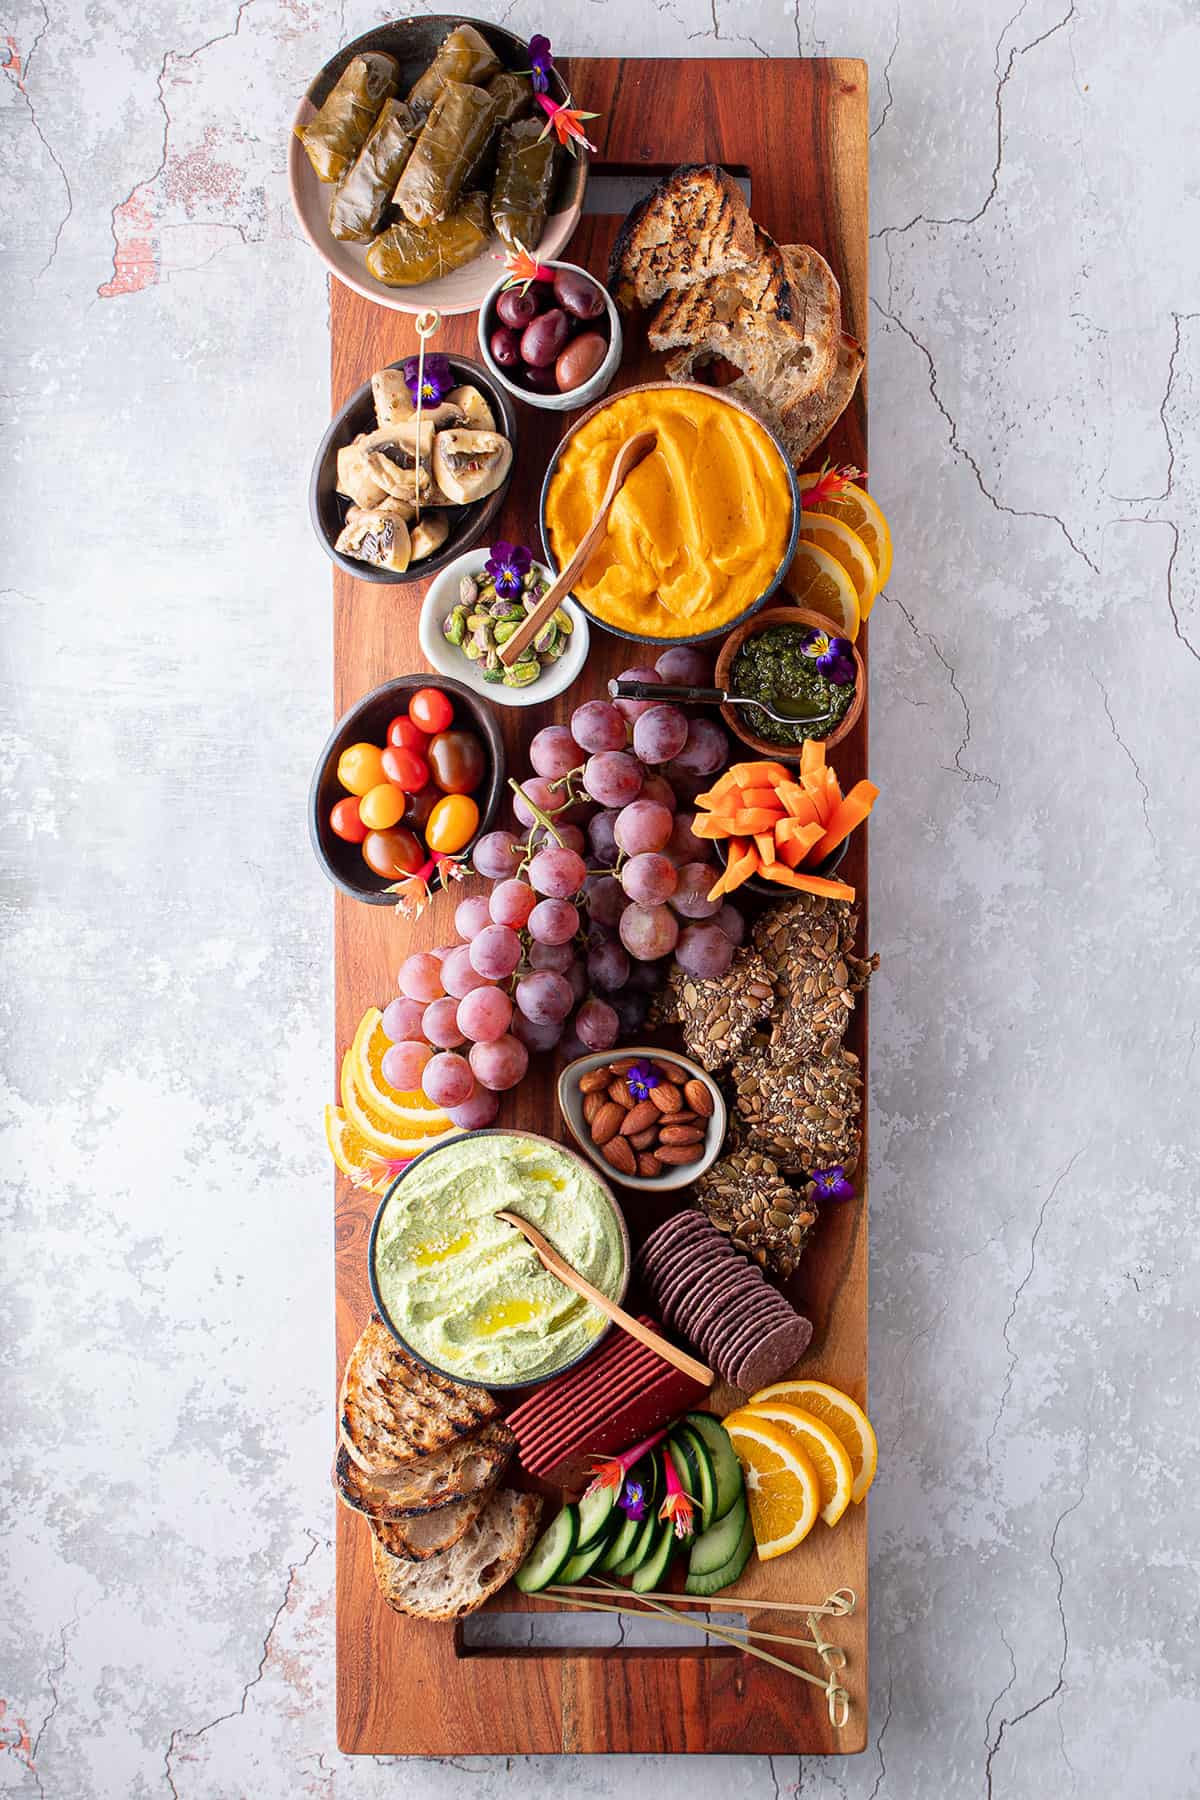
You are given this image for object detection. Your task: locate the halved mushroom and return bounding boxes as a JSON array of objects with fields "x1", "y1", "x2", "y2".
[
  {"x1": 362, "y1": 419, "x2": 438, "y2": 504},
  {"x1": 409, "y1": 511, "x2": 450, "y2": 561},
  {"x1": 334, "y1": 504, "x2": 412, "y2": 573},
  {"x1": 336, "y1": 434, "x2": 390, "y2": 508},
  {"x1": 371, "y1": 368, "x2": 414, "y2": 427},
  {"x1": 444, "y1": 384, "x2": 496, "y2": 431},
  {"x1": 431, "y1": 429, "x2": 513, "y2": 504}
]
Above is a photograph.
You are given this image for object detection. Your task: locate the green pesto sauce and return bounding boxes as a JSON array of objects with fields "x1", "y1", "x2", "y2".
[{"x1": 729, "y1": 625, "x2": 855, "y2": 747}]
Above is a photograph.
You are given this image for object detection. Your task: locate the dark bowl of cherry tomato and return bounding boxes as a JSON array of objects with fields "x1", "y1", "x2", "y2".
[{"x1": 308, "y1": 676, "x2": 506, "y2": 904}]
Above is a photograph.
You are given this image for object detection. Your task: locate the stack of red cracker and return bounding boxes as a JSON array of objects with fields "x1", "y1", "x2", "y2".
[{"x1": 506, "y1": 1317, "x2": 710, "y2": 1488}]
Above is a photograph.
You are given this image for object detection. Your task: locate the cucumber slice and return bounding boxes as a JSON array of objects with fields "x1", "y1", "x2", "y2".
[
  {"x1": 676, "y1": 1426, "x2": 717, "y2": 1531},
  {"x1": 559, "y1": 1520, "x2": 619, "y2": 1584},
  {"x1": 576, "y1": 1481, "x2": 618, "y2": 1547},
  {"x1": 631, "y1": 1520, "x2": 678, "y2": 1593},
  {"x1": 596, "y1": 1511, "x2": 641, "y2": 1572},
  {"x1": 685, "y1": 1411, "x2": 745, "y2": 1522},
  {"x1": 515, "y1": 1504, "x2": 580, "y2": 1594},
  {"x1": 685, "y1": 1495, "x2": 748, "y2": 1577},
  {"x1": 684, "y1": 1508, "x2": 754, "y2": 1596},
  {"x1": 612, "y1": 1507, "x2": 659, "y2": 1577}
]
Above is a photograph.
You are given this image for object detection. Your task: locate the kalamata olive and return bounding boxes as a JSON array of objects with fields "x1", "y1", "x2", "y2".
[
  {"x1": 528, "y1": 281, "x2": 556, "y2": 312},
  {"x1": 556, "y1": 330, "x2": 608, "y2": 392},
  {"x1": 427, "y1": 729, "x2": 486, "y2": 795},
  {"x1": 489, "y1": 325, "x2": 522, "y2": 369},
  {"x1": 553, "y1": 267, "x2": 606, "y2": 320},
  {"x1": 521, "y1": 361, "x2": 561, "y2": 393},
  {"x1": 520, "y1": 307, "x2": 571, "y2": 368},
  {"x1": 496, "y1": 287, "x2": 538, "y2": 329}
]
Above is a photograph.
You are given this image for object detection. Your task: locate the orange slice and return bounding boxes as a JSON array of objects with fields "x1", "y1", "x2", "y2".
[
  {"x1": 721, "y1": 1413, "x2": 822, "y2": 1559},
  {"x1": 798, "y1": 476, "x2": 892, "y2": 609},
  {"x1": 749, "y1": 1380, "x2": 877, "y2": 1504},
  {"x1": 727, "y1": 1402, "x2": 854, "y2": 1527},
  {"x1": 798, "y1": 512, "x2": 878, "y2": 614},
  {"x1": 782, "y1": 541, "x2": 861, "y2": 641}
]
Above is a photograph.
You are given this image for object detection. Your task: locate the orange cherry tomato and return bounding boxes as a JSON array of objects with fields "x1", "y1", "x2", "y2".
[
  {"x1": 361, "y1": 826, "x2": 424, "y2": 879},
  {"x1": 425, "y1": 793, "x2": 480, "y2": 854},
  {"x1": 329, "y1": 796, "x2": 367, "y2": 843},
  {"x1": 387, "y1": 715, "x2": 428, "y2": 753},
  {"x1": 336, "y1": 742, "x2": 386, "y2": 796},
  {"x1": 408, "y1": 687, "x2": 454, "y2": 735},
  {"x1": 358, "y1": 782, "x2": 406, "y2": 830},
  {"x1": 381, "y1": 744, "x2": 430, "y2": 792}
]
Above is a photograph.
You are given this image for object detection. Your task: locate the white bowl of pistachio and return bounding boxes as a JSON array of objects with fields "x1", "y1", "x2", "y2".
[{"x1": 417, "y1": 546, "x2": 589, "y2": 707}]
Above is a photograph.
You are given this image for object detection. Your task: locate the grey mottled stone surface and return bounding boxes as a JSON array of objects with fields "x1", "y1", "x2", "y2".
[{"x1": 2, "y1": 0, "x2": 1198, "y2": 1794}]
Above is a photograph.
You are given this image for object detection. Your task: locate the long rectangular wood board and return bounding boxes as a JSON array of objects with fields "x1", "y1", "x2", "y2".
[{"x1": 332, "y1": 53, "x2": 869, "y2": 1755}]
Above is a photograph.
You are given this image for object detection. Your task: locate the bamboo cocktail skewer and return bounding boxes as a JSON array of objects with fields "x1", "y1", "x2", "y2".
[{"x1": 495, "y1": 1209, "x2": 713, "y2": 1387}]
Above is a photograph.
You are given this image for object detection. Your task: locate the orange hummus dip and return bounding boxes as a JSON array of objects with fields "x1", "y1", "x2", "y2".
[{"x1": 543, "y1": 387, "x2": 793, "y2": 640}]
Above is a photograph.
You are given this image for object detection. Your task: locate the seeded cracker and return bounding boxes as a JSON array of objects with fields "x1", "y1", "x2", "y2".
[
  {"x1": 730, "y1": 1049, "x2": 863, "y2": 1173},
  {"x1": 658, "y1": 948, "x2": 777, "y2": 1072},
  {"x1": 693, "y1": 1147, "x2": 819, "y2": 1278},
  {"x1": 752, "y1": 893, "x2": 878, "y2": 1065}
]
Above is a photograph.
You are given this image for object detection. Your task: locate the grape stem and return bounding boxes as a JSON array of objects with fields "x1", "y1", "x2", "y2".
[{"x1": 509, "y1": 777, "x2": 566, "y2": 847}]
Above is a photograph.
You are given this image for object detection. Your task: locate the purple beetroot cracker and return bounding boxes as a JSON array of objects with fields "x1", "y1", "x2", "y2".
[{"x1": 732, "y1": 1316, "x2": 815, "y2": 1393}]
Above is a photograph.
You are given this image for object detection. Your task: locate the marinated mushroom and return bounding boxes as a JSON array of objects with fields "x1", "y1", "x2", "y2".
[
  {"x1": 444, "y1": 384, "x2": 496, "y2": 431},
  {"x1": 371, "y1": 368, "x2": 414, "y2": 425},
  {"x1": 361, "y1": 419, "x2": 438, "y2": 503},
  {"x1": 334, "y1": 504, "x2": 412, "y2": 572},
  {"x1": 336, "y1": 435, "x2": 390, "y2": 508},
  {"x1": 431, "y1": 429, "x2": 512, "y2": 504},
  {"x1": 409, "y1": 512, "x2": 450, "y2": 560}
]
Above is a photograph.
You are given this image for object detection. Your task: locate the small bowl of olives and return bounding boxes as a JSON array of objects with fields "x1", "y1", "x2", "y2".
[
  {"x1": 476, "y1": 261, "x2": 621, "y2": 413},
  {"x1": 417, "y1": 548, "x2": 589, "y2": 708}
]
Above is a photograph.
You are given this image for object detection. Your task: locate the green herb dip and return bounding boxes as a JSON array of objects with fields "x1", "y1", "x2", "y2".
[{"x1": 729, "y1": 624, "x2": 855, "y2": 747}]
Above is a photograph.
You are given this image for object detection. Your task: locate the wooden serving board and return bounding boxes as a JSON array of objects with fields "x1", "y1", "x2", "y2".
[{"x1": 332, "y1": 54, "x2": 869, "y2": 1756}]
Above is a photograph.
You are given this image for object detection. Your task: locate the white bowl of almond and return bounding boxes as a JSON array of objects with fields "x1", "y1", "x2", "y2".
[{"x1": 557, "y1": 1049, "x2": 727, "y2": 1192}]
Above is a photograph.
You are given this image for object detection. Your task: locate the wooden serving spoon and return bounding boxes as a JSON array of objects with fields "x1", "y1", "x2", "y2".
[
  {"x1": 495, "y1": 1207, "x2": 714, "y2": 1389},
  {"x1": 497, "y1": 428, "x2": 658, "y2": 668}
]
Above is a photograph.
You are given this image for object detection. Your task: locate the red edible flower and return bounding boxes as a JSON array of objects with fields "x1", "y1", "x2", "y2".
[{"x1": 536, "y1": 92, "x2": 598, "y2": 154}]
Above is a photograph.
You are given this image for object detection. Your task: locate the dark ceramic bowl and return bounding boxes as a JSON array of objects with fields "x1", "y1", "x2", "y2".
[
  {"x1": 308, "y1": 674, "x2": 505, "y2": 904},
  {"x1": 288, "y1": 16, "x2": 589, "y2": 316},
  {"x1": 310, "y1": 353, "x2": 518, "y2": 585},
  {"x1": 714, "y1": 830, "x2": 850, "y2": 902},
  {"x1": 368, "y1": 1129, "x2": 631, "y2": 1391},
  {"x1": 537, "y1": 381, "x2": 801, "y2": 647}
]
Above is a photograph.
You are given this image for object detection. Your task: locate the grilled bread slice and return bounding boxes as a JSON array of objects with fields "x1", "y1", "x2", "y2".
[
  {"x1": 368, "y1": 1485, "x2": 495, "y2": 1562},
  {"x1": 371, "y1": 1487, "x2": 543, "y2": 1619},
  {"x1": 339, "y1": 1315, "x2": 500, "y2": 1475},
  {"x1": 334, "y1": 1420, "x2": 515, "y2": 1521},
  {"x1": 608, "y1": 164, "x2": 755, "y2": 310},
  {"x1": 774, "y1": 330, "x2": 865, "y2": 465},
  {"x1": 648, "y1": 224, "x2": 793, "y2": 345}
]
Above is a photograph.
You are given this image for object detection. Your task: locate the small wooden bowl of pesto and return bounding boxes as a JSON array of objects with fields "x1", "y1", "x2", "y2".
[{"x1": 715, "y1": 605, "x2": 865, "y2": 760}]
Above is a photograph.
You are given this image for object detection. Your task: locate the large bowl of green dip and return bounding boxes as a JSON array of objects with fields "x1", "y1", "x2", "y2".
[
  {"x1": 368, "y1": 1130, "x2": 630, "y2": 1389},
  {"x1": 715, "y1": 605, "x2": 865, "y2": 759}
]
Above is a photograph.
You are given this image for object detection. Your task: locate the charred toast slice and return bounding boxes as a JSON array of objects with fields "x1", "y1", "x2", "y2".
[{"x1": 608, "y1": 164, "x2": 756, "y2": 309}]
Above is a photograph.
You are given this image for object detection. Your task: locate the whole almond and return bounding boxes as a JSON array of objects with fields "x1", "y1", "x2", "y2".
[
  {"x1": 651, "y1": 1060, "x2": 682, "y2": 1084},
  {"x1": 660, "y1": 1123, "x2": 704, "y2": 1146},
  {"x1": 629, "y1": 1126, "x2": 659, "y2": 1151},
  {"x1": 637, "y1": 1152, "x2": 663, "y2": 1178},
  {"x1": 609, "y1": 1058, "x2": 638, "y2": 1075},
  {"x1": 601, "y1": 1135, "x2": 636, "y2": 1175},
  {"x1": 580, "y1": 1069, "x2": 611, "y2": 1095},
  {"x1": 583, "y1": 1090, "x2": 606, "y2": 1126},
  {"x1": 589, "y1": 1101, "x2": 625, "y2": 1146},
  {"x1": 684, "y1": 1079, "x2": 714, "y2": 1118},
  {"x1": 608, "y1": 1079, "x2": 634, "y2": 1109},
  {"x1": 649, "y1": 1083, "x2": 683, "y2": 1115},
  {"x1": 620, "y1": 1099, "x2": 660, "y2": 1136},
  {"x1": 670, "y1": 1110, "x2": 698, "y2": 1127},
  {"x1": 655, "y1": 1142, "x2": 706, "y2": 1166}
]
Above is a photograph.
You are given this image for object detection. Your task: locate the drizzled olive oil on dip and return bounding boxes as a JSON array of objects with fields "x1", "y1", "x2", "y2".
[{"x1": 372, "y1": 1134, "x2": 624, "y2": 1384}]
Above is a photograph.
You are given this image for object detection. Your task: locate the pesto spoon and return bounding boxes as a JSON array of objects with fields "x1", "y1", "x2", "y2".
[
  {"x1": 494, "y1": 1208, "x2": 714, "y2": 1389},
  {"x1": 498, "y1": 429, "x2": 659, "y2": 669},
  {"x1": 609, "y1": 676, "x2": 839, "y2": 730}
]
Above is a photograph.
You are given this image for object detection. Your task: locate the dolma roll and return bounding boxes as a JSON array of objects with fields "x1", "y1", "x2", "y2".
[
  {"x1": 490, "y1": 116, "x2": 558, "y2": 252},
  {"x1": 366, "y1": 191, "x2": 491, "y2": 287},
  {"x1": 406, "y1": 25, "x2": 501, "y2": 114},
  {"x1": 329, "y1": 99, "x2": 421, "y2": 241},
  {"x1": 484, "y1": 70, "x2": 534, "y2": 126},
  {"x1": 294, "y1": 52, "x2": 399, "y2": 184},
  {"x1": 394, "y1": 81, "x2": 497, "y2": 227}
]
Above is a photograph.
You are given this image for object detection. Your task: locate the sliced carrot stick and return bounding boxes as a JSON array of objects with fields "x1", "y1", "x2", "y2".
[
  {"x1": 777, "y1": 821, "x2": 825, "y2": 867},
  {"x1": 727, "y1": 807, "x2": 785, "y2": 835},
  {"x1": 725, "y1": 840, "x2": 761, "y2": 890},
  {"x1": 806, "y1": 780, "x2": 879, "y2": 865},
  {"x1": 800, "y1": 738, "x2": 826, "y2": 780},
  {"x1": 730, "y1": 760, "x2": 792, "y2": 789},
  {"x1": 800, "y1": 772, "x2": 832, "y2": 824},
  {"x1": 690, "y1": 812, "x2": 732, "y2": 839},
  {"x1": 776, "y1": 814, "x2": 821, "y2": 844},
  {"x1": 705, "y1": 866, "x2": 732, "y2": 902},
  {"x1": 776, "y1": 781, "x2": 820, "y2": 823},
  {"x1": 754, "y1": 832, "x2": 778, "y2": 866},
  {"x1": 736, "y1": 786, "x2": 787, "y2": 811},
  {"x1": 823, "y1": 765, "x2": 842, "y2": 812},
  {"x1": 762, "y1": 866, "x2": 856, "y2": 900}
]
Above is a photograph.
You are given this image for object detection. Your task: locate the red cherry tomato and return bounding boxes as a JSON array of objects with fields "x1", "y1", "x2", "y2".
[
  {"x1": 330, "y1": 796, "x2": 367, "y2": 843},
  {"x1": 380, "y1": 744, "x2": 430, "y2": 792},
  {"x1": 387, "y1": 715, "x2": 428, "y2": 753},
  {"x1": 408, "y1": 687, "x2": 454, "y2": 735}
]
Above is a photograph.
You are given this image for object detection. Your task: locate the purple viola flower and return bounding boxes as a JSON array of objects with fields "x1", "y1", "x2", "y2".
[
  {"x1": 626, "y1": 1058, "x2": 661, "y2": 1102},
  {"x1": 802, "y1": 628, "x2": 855, "y2": 682},
  {"x1": 619, "y1": 1477, "x2": 646, "y2": 1520},
  {"x1": 484, "y1": 541, "x2": 533, "y2": 599},
  {"x1": 403, "y1": 352, "x2": 452, "y2": 407},
  {"x1": 527, "y1": 33, "x2": 554, "y2": 94},
  {"x1": 809, "y1": 1165, "x2": 855, "y2": 1202}
]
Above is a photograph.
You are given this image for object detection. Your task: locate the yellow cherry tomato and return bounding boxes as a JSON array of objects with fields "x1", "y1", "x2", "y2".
[
  {"x1": 337, "y1": 742, "x2": 387, "y2": 797},
  {"x1": 425, "y1": 792, "x2": 479, "y2": 854},
  {"x1": 358, "y1": 781, "x2": 407, "y2": 830}
]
